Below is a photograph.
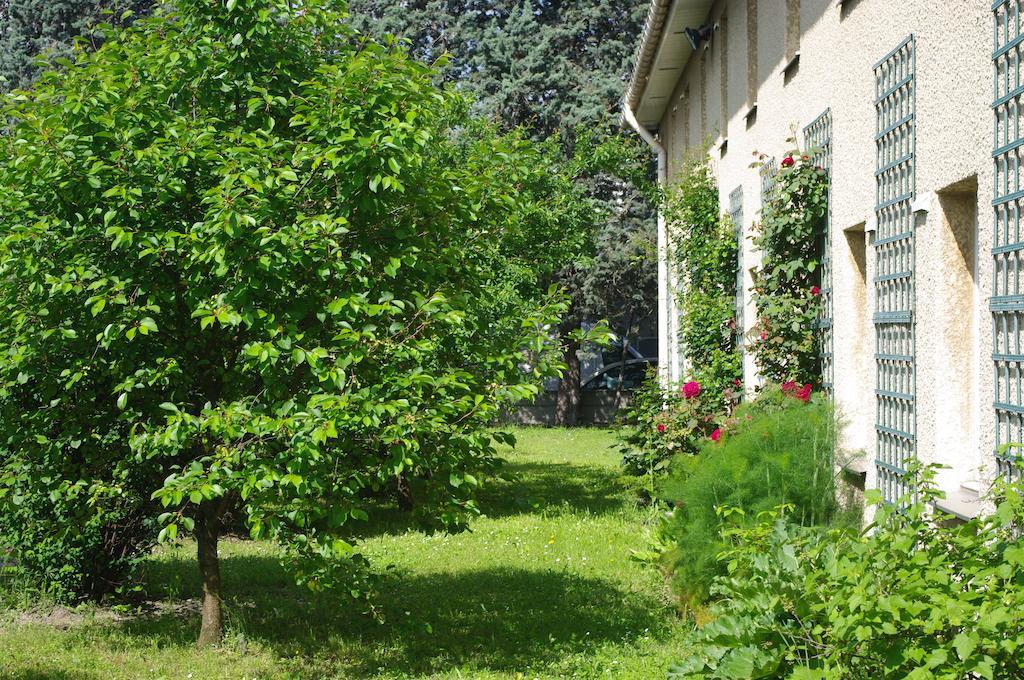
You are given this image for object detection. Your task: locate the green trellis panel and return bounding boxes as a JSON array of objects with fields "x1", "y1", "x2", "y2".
[
  {"x1": 729, "y1": 187, "x2": 745, "y2": 355},
  {"x1": 874, "y1": 36, "x2": 916, "y2": 503},
  {"x1": 993, "y1": 0, "x2": 1024, "y2": 480},
  {"x1": 761, "y1": 158, "x2": 779, "y2": 201},
  {"x1": 804, "y1": 109, "x2": 833, "y2": 392}
]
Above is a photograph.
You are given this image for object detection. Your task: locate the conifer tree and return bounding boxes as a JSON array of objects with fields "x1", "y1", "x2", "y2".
[{"x1": 0, "y1": 0, "x2": 150, "y2": 89}]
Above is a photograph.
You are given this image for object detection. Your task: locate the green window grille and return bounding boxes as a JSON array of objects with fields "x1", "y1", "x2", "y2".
[
  {"x1": 761, "y1": 158, "x2": 779, "y2": 201},
  {"x1": 804, "y1": 109, "x2": 833, "y2": 392},
  {"x1": 874, "y1": 36, "x2": 917, "y2": 503},
  {"x1": 729, "y1": 186, "x2": 745, "y2": 355},
  {"x1": 993, "y1": 0, "x2": 1024, "y2": 480}
]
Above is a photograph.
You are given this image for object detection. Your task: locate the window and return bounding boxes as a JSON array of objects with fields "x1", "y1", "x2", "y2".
[
  {"x1": 699, "y1": 51, "x2": 708, "y2": 137},
  {"x1": 729, "y1": 187, "x2": 744, "y2": 354},
  {"x1": 933, "y1": 178, "x2": 979, "y2": 491},
  {"x1": 719, "y1": 14, "x2": 729, "y2": 141},
  {"x1": 681, "y1": 86, "x2": 691, "y2": 150},
  {"x1": 785, "y1": 0, "x2": 800, "y2": 62},
  {"x1": 783, "y1": 0, "x2": 800, "y2": 83},
  {"x1": 746, "y1": 0, "x2": 758, "y2": 108}
]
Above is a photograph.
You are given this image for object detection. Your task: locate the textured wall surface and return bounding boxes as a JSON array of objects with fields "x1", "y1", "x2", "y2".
[{"x1": 655, "y1": 0, "x2": 992, "y2": 495}]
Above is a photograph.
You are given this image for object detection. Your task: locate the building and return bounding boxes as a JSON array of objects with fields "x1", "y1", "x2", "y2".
[{"x1": 622, "y1": 0, "x2": 1016, "y2": 514}]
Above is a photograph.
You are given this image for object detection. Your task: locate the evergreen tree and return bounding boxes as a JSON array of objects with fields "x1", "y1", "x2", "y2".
[
  {"x1": 347, "y1": 0, "x2": 649, "y2": 138},
  {"x1": 0, "y1": 0, "x2": 151, "y2": 90}
]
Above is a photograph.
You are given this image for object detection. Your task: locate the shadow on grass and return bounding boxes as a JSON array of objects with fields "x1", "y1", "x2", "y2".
[
  {"x1": 477, "y1": 461, "x2": 627, "y2": 519},
  {"x1": 128, "y1": 553, "x2": 670, "y2": 677},
  {"x1": 344, "y1": 459, "x2": 629, "y2": 541}
]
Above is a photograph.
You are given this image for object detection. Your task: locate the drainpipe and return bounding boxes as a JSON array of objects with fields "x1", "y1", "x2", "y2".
[{"x1": 623, "y1": 103, "x2": 673, "y2": 388}]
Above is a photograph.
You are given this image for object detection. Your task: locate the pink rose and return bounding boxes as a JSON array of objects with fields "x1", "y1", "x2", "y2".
[
  {"x1": 682, "y1": 381, "x2": 701, "y2": 399},
  {"x1": 710, "y1": 429, "x2": 722, "y2": 442}
]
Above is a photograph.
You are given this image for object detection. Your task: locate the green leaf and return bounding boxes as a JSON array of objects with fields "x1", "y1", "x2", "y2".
[{"x1": 953, "y1": 631, "x2": 977, "y2": 661}]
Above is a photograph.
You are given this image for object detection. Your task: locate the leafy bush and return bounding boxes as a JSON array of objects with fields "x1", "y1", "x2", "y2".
[
  {"x1": 665, "y1": 160, "x2": 742, "y2": 399},
  {"x1": 751, "y1": 145, "x2": 829, "y2": 386},
  {"x1": 658, "y1": 384, "x2": 839, "y2": 605},
  {"x1": 0, "y1": 489, "x2": 157, "y2": 601},
  {"x1": 671, "y1": 465, "x2": 1024, "y2": 679}
]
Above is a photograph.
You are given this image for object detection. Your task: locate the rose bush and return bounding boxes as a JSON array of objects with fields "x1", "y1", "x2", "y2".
[
  {"x1": 751, "y1": 141, "x2": 829, "y2": 387},
  {"x1": 617, "y1": 375, "x2": 738, "y2": 495}
]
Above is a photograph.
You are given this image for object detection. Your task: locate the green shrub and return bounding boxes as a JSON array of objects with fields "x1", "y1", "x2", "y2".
[
  {"x1": 658, "y1": 384, "x2": 840, "y2": 605},
  {"x1": 671, "y1": 466, "x2": 1024, "y2": 679},
  {"x1": 0, "y1": 490, "x2": 157, "y2": 601}
]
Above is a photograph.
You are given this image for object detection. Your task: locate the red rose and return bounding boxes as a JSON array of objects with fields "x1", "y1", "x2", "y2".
[
  {"x1": 781, "y1": 156, "x2": 795, "y2": 168},
  {"x1": 710, "y1": 429, "x2": 722, "y2": 442},
  {"x1": 657, "y1": 423, "x2": 667, "y2": 433},
  {"x1": 682, "y1": 381, "x2": 701, "y2": 399},
  {"x1": 811, "y1": 285, "x2": 821, "y2": 296},
  {"x1": 781, "y1": 381, "x2": 798, "y2": 394},
  {"x1": 733, "y1": 379, "x2": 742, "y2": 387},
  {"x1": 797, "y1": 384, "x2": 812, "y2": 403}
]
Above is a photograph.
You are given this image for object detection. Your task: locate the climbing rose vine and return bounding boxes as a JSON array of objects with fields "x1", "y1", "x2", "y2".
[{"x1": 750, "y1": 142, "x2": 829, "y2": 387}]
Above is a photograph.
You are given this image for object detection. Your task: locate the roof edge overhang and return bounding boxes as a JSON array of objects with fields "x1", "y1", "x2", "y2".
[{"x1": 622, "y1": 0, "x2": 715, "y2": 132}]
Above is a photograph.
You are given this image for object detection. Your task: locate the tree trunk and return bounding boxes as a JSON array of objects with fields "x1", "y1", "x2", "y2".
[
  {"x1": 615, "y1": 308, "x2": 635, "y2": 410},
  {"x1": 396, "y1": 473, "x2": 414, "y2": 511},
  {"x1": 554, "y1": 338, "x2": 581, "y2": 427},
  {"x1": 196, "y1": 500, "x2": 224, "y2": 648}
]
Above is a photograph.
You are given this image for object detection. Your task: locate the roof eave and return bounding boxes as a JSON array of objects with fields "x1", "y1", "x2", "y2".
[{"x1": 621, "y1": 0, "x2": 715, "y2": 131}]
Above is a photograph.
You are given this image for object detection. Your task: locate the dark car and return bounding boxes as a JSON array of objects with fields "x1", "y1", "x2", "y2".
[{"x1": 582, "y1": 359, "x2": 655, "y2": 391}]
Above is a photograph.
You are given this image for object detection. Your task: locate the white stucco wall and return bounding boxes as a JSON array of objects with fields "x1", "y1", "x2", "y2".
[{"x1": 655, "y1": 0, "x2": 994, "y2": 498}]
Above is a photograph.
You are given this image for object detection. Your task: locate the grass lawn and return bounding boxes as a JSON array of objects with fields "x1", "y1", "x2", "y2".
[{"x1": 0, "y1": 428, "x2": 690, "y2": 679}]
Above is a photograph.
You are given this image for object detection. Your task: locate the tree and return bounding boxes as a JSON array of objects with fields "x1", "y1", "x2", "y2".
[
  {"x1": 349, "y1": 0, "x2": 657, "y2": 424},
  {"x1": 582, "y1": 188, "x2": 658, "y2": 406},
  {"x1": 0, "y1": 3, "x2": 658, "y2": 429},
  {"x1": 346, "y1": 0, "x2": 649, "y2": 140},
  {"x1": 0, "y1": 0, "x2": 598, "y2": 645},
  {"x1": 0, "y1": 0, "x2": 151, "y2": 90}
]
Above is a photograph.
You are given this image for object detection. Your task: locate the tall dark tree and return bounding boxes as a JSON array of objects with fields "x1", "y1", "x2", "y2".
[
  {"x1": 347, "y1": 0, "x2": 649, "y2": 139},
  {"x1": 349, "y1": 0, "x2": 658, "y2": 424},
  {"x1": 0, "y1": 0, "x2": 151, "y2": 90}
]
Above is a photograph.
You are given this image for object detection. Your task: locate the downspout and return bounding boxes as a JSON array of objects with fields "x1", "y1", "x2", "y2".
[{"x1": 622, "y1": 104, "x2": 672, "y2": 389}]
